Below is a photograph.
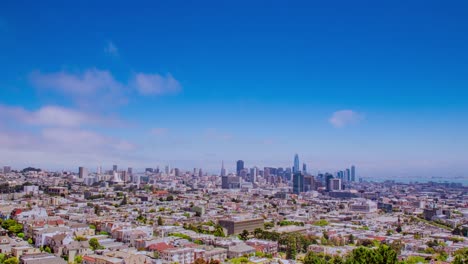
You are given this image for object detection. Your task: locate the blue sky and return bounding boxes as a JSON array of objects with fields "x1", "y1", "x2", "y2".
[{"x1": 0, "y1": 0, "x2": 467, "y2": 179}]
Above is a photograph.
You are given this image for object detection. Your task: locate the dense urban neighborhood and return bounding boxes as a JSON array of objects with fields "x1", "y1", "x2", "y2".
[{"x1": 0, "y1": 162, "x2": 466, "y2": 264}]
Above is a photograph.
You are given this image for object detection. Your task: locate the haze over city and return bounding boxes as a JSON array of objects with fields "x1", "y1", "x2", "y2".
[{"x1": 1, "y1": 1, "x2": 468, "y2": 182}]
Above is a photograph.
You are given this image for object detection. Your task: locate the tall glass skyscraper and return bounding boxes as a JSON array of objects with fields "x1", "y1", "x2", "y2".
[
  {"x1": 293, "y1": 172, "x2": 304, "y2": 194},
  {"x1": 236, "y1": 160, "x2": 244, "y2": 175},
  {"x1": 293, "y1": 154, "x2": 300, "y2": 173}
]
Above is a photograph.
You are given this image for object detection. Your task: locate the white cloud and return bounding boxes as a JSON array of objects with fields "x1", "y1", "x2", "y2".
[
  {"x1": 0, "y1": 127, "x2": 136, "y2": 159},
  {"x1": 30, "y1": 68, "x2": 122, "y2": 95},
  {"x1": 132, "y1": 73, "x2": 182, "y2": 95},
  {"x1": 329, "y1": 110, "x2": 364, "y2": 128},
  {"x1": 104, "y1": 41, "x2": 119, "y2": 57},
  {"x1": 0, "y1": 105, "x2": 114, "y2": 127}
]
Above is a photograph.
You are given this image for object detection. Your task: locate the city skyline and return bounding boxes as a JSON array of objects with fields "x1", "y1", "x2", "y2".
[{"x1": 1, "y1": 1, "x2": 468, "y2": 180}]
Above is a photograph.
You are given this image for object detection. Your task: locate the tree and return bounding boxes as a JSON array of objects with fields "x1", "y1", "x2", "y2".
[
  {"x1": 75, "y1": 236, "x2": 87, "y2": 241},
  {"x1": 303, "y1": 251, "x2": 327, "y2": 264},
  {"x1": 0, "y1": 253, "x2": 5, "y2": 263},
  {"x1": 453, "y1": 248, "x2": 468, "y2": 264},
  {"x1": 213, "y1": 225, "x2": 225, "y2": 237},
  {"x1": 4, "y1": 257, "x2": 19, "y2": 264},
  {"x1": 239, "y1": 230, "x2": 249, "y2": 241},
  {"x1": 253, "y1": 228, "x2": 263, "y2": 239},
  {"x1": 157, "y1": 216, "x2": 164, "y2": 226},
  {"x1": 89, "y1": 238, "x2": 101, "y2": 250},
  {"x1": 74, "y1": 255, "x2": 83, "y2": 264},
  {"x1": 44, "y1": 246, "x2": 52, "y2": 253},
  {"x1": 376, "y1": 244, "x2": 397, "y2": 264},
  {"x1": 348, "y1": 234, "x2": 355, "y2": 244}
]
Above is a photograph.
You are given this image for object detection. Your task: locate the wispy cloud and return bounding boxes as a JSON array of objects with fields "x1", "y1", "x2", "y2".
[
  {"x1": 329, "y1": 110, "x2": 364, "y2": 128},
  {"x1": 104, "y1": 41, "x2": 119, "y2": 57},
  {"x1": 29, "y1": 69, "x2": 182, "y2": 106},
  {"x1": 0, "y1": 104, "x2": 120, "y2": 128},
  {"x1": 132, "y1": 73, "x2": 182, "y2": 95},
  {"x1": 30, "y1": 68, "x2": 122, "y2": 95}
]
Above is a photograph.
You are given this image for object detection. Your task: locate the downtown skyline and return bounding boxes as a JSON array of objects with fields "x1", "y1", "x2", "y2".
[{"x1": 0, "y1": 1, "x2": 468, "y2": 180}]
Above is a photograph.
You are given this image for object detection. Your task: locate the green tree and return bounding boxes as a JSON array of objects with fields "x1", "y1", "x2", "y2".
[
  {"x1": 375, "y1": 244, "x2": 397, "y2": 264},
  {"x1": 453, "y1": 248, "x2": 468, "y2": 264},
  {"x1": 239, "y1": 230, "x2": 249, "y2": 241},
  {"x1": 89, "y1": 238, "x2": 101, "y2": 250},
  {"x1": 4, "y1": 257, "x2": 19, "y2": 264},
  {"x1": 75, "y1": 236, "x2": 87, "y2": 241},
  {"x1": 44, "y1": 246, "x2": 52, "y2": 253},
  {"x1": 304, "y1": 251, "x2": 327, "y2": 264},
  {"x1": 0, "y1": 253, "x2": 5, "y2": 263},
  {"x1": 213, "y1": 225, "x2": 225, "y2": 237},
  {"x1": 74, "y1": 255, "x2": 83, "y2": 264}
]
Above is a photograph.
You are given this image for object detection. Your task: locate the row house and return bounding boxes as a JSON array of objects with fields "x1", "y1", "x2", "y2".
[
  {"x1": 246, "y1": 239, "x2": 278, "y2": 256},
  {"x1": 160, "y1": 247, "x2": 195, "y2": 264}
]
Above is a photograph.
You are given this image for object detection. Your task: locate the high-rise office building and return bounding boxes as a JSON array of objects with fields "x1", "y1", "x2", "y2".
[
  {"x1": 346, "y1": 169, "x2": 351, "y2": 182},
  {"x1": 236, "y1": 160, "x2": 244, "y2": 175},
  {"x1": 220, "y1": 161, "x2": 226, "y2": 177},
  {"x1": 127, "y1": 167, "x2": 133, "y2": 175},
  {"x1": 330, "y1": 178, "x2": 342, "y2": 191},
  {"x1": 221, "y1": 175, "x2": 229, "y2": 189},
  {"x1": 250, "y1": 167, "x2": 258, "y2": 183},
  {"x1": 304, "y1": 175, "x2": 315, "y2": 192},
  {"x1": 325, "y1": 173, "x2": 334, "y2": 191},
  {"x1": 112, "y1": 165, "x2": 118, "y2": 172},
  {"x1": 293, "y1": 154, "x2": 300, "y2": 173},
  {"x1": 351, "y1": 166, "x2": 356, "y2": 182},
  {"x1": 302, "y1": 163, "x2": 307, "y2": 174},
  {"x1": 78, "y1": 167, "x2": 88, "y2": 178},
  {"x1": 293, "y1": 172, "x2": 304, "y2": 194}
]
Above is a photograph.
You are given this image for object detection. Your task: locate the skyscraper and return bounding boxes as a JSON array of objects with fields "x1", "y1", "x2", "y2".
[
  {"x1": 236, "y1": 160, "x2": 244, "y2": 175},
  {"x1": 220, "y1": 161, "x2": 226, "y2": 177},
  {"x1": 351, "y1": 166, "x2": 356, "y2": 182},
  {"x1": 346, "y1": 168, "x2": 351, "y2": 182},
  {"x1": 293, "y1": 172, "x2": 304, "y2": 194},
  {"x1": 112, "y1": 165, "x2": 118, "y2": 172},
  {"x1": 250, "y1": 167, "x2": 258, "y2": 183},
  {"x1": 78, "y1": 167, "x2": 88, "y2": 178},
  {"x1": 302, "y1": 163, "x2": 307, "y2": 174},
  {"x1": 293, "y1": 154, "x2": 300, "y2": 173}
]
